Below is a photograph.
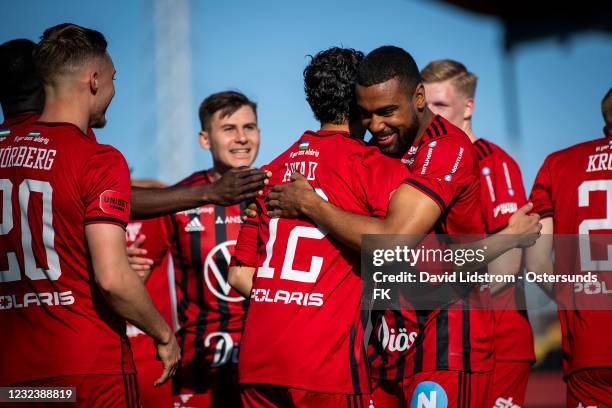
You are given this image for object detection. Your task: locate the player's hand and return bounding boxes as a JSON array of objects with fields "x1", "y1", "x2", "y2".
[
  {"x1": 127, "y1": 234, "x2": 154, "y2": 279},
  {"x1": 502, "y1": 203, "x2": 542, "y2": 248},
  {"x1": 208, "y1": 167, "x2": 271, "y2": 206},
  {"x1": 242, "y1": 201, "x2": 259, "y2": 220},
  {"x1": 265, "y1": 172, "x2": 315, "y2": 218},
  {"x1": 154, "y1": 332, "x2": 181, "y2": 387}
]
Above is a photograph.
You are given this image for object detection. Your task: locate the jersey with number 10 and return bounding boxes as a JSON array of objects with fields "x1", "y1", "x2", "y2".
[
  {"x1": 530, "y1": 135, "x2": 612, "y2": 376},
  {"x1": 0, "y1": 121, "x2": 133, "y2": 386},
  {"x1": 233, "y1": 130, "x2": 410, "y2": 394}
]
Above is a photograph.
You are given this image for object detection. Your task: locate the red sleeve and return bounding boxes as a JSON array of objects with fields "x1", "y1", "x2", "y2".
[
  {"x1": 231, "y1": 213, "x2": 259, "y2": 268},
  {"x1": 403, "y1": 136, "x2": 473, "y2": 213},
  {"x1": 356, "y1": 148, "x2": 410, "y2": 217},
  {"x1": 138, "y1": 216, "x2": 172, "y2": 267},
  {"x1": 481, "y1": 155, "x2": 528, "y2": 233},
  {"x1": 81, "y1": 145, "x2": 131, "y2": 229},
  {"x1": 529, "y1": 156, "x2": 554, "y2": 219}
]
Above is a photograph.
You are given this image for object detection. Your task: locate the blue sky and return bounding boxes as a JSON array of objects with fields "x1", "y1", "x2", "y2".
[{"x1": 2, "y1": 0, "x2": 611, "y2": 188}]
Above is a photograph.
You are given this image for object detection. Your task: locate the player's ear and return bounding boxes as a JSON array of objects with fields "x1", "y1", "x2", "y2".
[
  {"x1": 89, "y1": 70, "x2": 99, "y2": 95},
  {"x1": 198, "y1": 130, "x2": 211, "y2": 150},
  {"x1": 464, "y1": 97, "x2": 474, "y2": 121},
  {"x1": 413, "y1": 83, "x2": 426, "y2": 112}
]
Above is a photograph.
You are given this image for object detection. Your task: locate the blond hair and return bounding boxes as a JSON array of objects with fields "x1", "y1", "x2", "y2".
[{"x1": 421, "y1": 59, "x2": 477, "y2": 99}]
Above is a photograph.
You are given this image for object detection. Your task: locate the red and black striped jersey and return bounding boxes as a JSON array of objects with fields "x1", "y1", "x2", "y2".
[
  {"x1": 530, "y1": 135, "x2": 612, "y2": 375},
  {"x1": 233, "y1": 130, "x2": 410, "y2": 394},
  {"x1": 139, "y1": 170, "x2": 247, "y2": 393},
  {"x1": 474, "y1": 138, "x2": 535, "y2": 363},
  {"x1": 370, "y1": 115, "x2": 494, "y2": 380}
]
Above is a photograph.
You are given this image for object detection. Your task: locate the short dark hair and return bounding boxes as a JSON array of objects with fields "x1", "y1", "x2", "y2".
[
  {"x1": 198, "y1": 91, "x2": 257, "y2": 131},
  {"x1": 33, "y1": 23, "x2": 108, "y2": 84},
  {"x1": 303, "y1": 47, "x2": 364, "y2": 125},
  {"x1": 0, "y1": 39, "x2": 41, "y2": 105},
  {"x1": 358, "y1": 46, "x2": 421, "y2": 94},
  {"x1": 602, "y1": 87, "x2": 612, "y2": 131}
]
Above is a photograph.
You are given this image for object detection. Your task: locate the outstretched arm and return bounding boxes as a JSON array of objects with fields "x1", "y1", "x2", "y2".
[{"x1": 131, "y1": 167, "x2": 270, "y2": 219}]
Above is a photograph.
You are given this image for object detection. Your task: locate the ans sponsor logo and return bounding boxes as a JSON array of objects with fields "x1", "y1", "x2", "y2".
[
  {"x1": 215, "y1": 215, "x2": 241, "y2": 224},
  {"x1": 377, "y1": 316, "x2": 417, "y2": 353},
  {"x1": 410, "y1": 381, "x2": 448, "y2": 408},
  {"x1": 204, "y1": 240, "x2": 243, "y2": 302},
  {"x1": 574, "y1": 280, "x2": 612, "y2": 295},
  {"x1": 494, "y1": 396, "x2": 521, "y2": 408},
  {"x1": 204, "y1": 331, "x2": 239, "y2": 367},
  {"x1": 250, "y1": 288, "x2": 323, "y2": 307},
  {"x1": 493, "y1": 202, "x2": 518, "y2": 218},
  {"x1": 0, "y1": 291, "x2": 75, "y2": 310},
  {"x1": 184, "y1": 217, "x2": 205, "y2": 232}
]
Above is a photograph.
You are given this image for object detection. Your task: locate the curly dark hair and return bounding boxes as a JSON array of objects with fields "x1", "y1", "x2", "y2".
[
  {"x1": 358, "y1": 45, "x2": 421, "y2": 94},
  {"x1": 303, "y1": 47, "x2": 364, "y2": 125}
]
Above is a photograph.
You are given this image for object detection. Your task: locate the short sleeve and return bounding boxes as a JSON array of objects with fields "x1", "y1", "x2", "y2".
[
  {"x1": 403, "y1": 136, "x2": 474, "y2": 213},
  {"x1": 82, "y1": 145, "x2": 131, "y2": 228},
  {"x1": 481, "y1": 155, "x2": 528, "y2": 233},
  {"x1": 356, "y1": 147, "x2": 410, "y2": 218},
  {"x1": 529, "y1": 156, "x2": 554, "y2": 219},
  {"x1": 230, "y1": 210, "x2": 259, "y2": 268}
]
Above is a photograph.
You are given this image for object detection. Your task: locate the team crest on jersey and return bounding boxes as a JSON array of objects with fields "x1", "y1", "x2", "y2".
[
  {"x1": 508, "y1": 188, "x2": 515, "y2": 196},
  {"x1": 410, "y1": 381, "x2": 448, "y2": 408},
  {"x1": 482, "y1": 166, "x2": 491, "y2": 176},
  {"x1": 204, "y1": 240, "x2": 244, "y2": 302},
  {"x1": 428, "y1": 141, "x2": 437, "y2": 148},
  {"x1": 443, "y1": 174, "x2": 452, "y2": 182},
  {"x1": 99, "y1": 190, "x2": 130, "y2": 218}
]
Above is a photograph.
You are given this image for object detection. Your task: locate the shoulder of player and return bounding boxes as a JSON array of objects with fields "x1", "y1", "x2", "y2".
[
  {"x1": 473, "y1": 138, "x2": 520, "y2": 165},
  {"x1": 549, "y1": 136, "x2": 608, "y2": 162}
]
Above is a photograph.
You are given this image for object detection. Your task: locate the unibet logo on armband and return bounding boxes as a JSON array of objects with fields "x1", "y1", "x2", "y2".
[{"x1": 410, "y1": 381, "x2": 448, "y2": 408}]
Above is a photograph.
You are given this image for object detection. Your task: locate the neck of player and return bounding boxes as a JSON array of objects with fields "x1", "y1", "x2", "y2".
[{"x1": 38, "y1": 85, "x2": 91, "y2": 134}]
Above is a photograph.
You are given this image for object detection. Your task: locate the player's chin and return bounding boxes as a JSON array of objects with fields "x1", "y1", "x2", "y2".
[
  {"x1": 90, "y1": 116, "x2": 107, "y2": 129},
  {"x1": 228, "y1": 156, "x2": 255, "y2": 169}
]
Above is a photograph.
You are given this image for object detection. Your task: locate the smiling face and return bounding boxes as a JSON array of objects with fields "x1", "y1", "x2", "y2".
[
  {"x1": 199, "y1": 104, "x2": 260, "y2": 173},
  {"x1": 356, "y1": 77, "x2": 425, "y2": 157},
  {"x1": 89, "y1": 52, "x2": 115, "y2": 129}
]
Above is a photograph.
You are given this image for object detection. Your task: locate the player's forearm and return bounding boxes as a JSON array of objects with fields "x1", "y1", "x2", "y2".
[
  {"x1": 450, "y1": 233, "x2": 522, "y2": 274},
  {"x1": 130, "y1": 185, "x2": 206, "y2": 219},
  {"x1": 525, "y1": 250, "x2": 555, "y2": 297},
  {"x1": 488, "y1": 248, "x2": 522, "y2": 294},
  {"x1": 300, "y1": 194, "x2": 386, "y2": 250},
  {"x1": 97, "y1": 264, "x2": 174, "y2": 344},
  {"x1": 228, "y1": 266, "x2": 255, "y2": 298}
]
